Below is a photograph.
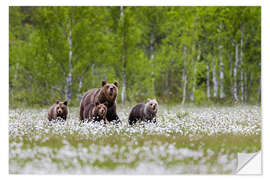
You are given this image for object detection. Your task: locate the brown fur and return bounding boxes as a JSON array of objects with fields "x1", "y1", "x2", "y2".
[
  {"x1": 88, "y1": 102, "x2": 108, "y2": 123},
  {"x1": 128, "y1": 99, "x2": 158, "y2": 125},
  {"x1": 48, "y1": 100, "x2": 68, "y2": 121},
  {"x1": 80, "y1": 80, "x2": 120, "y2": 123}
]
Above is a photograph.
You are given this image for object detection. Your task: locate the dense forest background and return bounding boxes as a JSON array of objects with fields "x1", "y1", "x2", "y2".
[{"x1": 9, "y1": 6, "x2": 261, "y2": 107}]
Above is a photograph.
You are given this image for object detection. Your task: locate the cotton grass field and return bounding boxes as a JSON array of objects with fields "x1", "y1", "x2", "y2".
[{"x1": 9, "y1": 105, "x2": 261, "y2": 174}]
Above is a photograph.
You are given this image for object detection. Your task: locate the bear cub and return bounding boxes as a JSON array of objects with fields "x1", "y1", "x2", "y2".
[
  {"x1": 48, "y1": 100, "x2": 68, "y2": 121},
  {"x1": 128, "y1": 98, "x2": 158, "y2": 125},
  {"x1": 89, "y1": 102, "x2": 108, "y2": 123}
]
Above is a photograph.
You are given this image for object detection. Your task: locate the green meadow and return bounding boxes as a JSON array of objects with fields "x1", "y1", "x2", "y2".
[{"x1": 9, "y1": 105, "x2": 261, "y2": 174}]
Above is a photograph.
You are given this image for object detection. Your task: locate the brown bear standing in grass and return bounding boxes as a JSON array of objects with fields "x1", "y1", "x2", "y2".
[
  {"x1": 80, "y1": 80, "x2": 120, "y2": 124},
  {"x1": 48, "y1": 100, "x2": 68, "y2": 121},
  {"x1": 88, "y1": 102, "x2": 108, "y2": 123},
  {"x1": 128, "y1": 98, "x2": 158, "y2": 125}
]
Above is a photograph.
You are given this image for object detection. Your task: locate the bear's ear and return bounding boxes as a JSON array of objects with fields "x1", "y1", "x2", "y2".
[
  {"x1": 102, "y1": 80, "x2": 107, "y2": 87},
  {"x1": 56, "y1": 100, "x2": 59, "y2": 104},
  {"x1": 64, "y1": 101, "x2": 68, "y2": 106},
  {"x1": 113, "y1": 81, "x2": 119, "y2": 87},
  {"x1": 147, "y1": 98, "x2": 151, "y2": 102},
  {"x1": 104, "y1": 101, "x2": 109, "y2": 106},
  {"x1": 95, "y1": 102, "x2": 100, "y2": 106}
]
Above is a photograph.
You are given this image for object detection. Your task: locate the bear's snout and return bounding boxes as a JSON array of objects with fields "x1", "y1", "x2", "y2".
[
  {"x1": 99, "y1": 108, "x2": 106, "y2": 116},
  {"x1": 109, "y1": 91, "x2": 114, "y2": 96},
  {"x1": 152, "y1": 104, "x2": 157, "y2": 111},
  {"x1": 57, "y1": 109, "x2": 63, "y2": 114}
]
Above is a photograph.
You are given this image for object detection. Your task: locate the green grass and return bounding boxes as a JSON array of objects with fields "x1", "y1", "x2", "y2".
[
  {"x1": 9, "y1": 105, "x2": 261, "y2": 174},
  {"x1": 11, "y1": 133, "x2": 261, "y2": 154}
]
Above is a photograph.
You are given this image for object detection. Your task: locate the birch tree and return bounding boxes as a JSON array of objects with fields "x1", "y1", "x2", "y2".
[
  {"x1": 181, "y1": 45, "x2": 187, "y2": 105},
  {"x1": 212, "y1": 55, "x2": 218, "y2": 98},
  {"x1": 206, "y1": 55, "x2": 211, "y2": 100},
  {"x1": 120, "y1": 6, "x2": 127, "y2": 105},
  {"x1": 219, "y1": 44, "x2": 225, "y2": 99},
  {"x1": 9, "y1": 6, "x2": 261, "y2": 106}
]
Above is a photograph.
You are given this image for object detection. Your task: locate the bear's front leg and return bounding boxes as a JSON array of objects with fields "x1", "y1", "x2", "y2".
[{"x1": 106, "y1": 104, "x2": 121, "y2": 124}]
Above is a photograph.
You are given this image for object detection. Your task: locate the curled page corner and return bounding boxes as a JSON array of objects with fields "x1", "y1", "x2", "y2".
[{"x1": 236, "y1": 151, "x2": 262, "y2": 175}]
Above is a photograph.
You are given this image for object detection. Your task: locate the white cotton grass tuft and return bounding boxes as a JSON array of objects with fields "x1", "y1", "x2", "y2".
[{"x1": 9, "y1": 105, "x2": 261, "y2": 174}]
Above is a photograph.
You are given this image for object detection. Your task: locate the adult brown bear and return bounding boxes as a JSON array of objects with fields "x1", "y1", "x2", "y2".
[{"x1": 80, "y1": 80, "x2": 120, "y2": 124}]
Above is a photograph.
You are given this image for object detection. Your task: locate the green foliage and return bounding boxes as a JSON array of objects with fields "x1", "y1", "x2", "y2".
[
  {"x1": 194, "y1": 89, "x2": 207, "y2": 105},
  {"x1": 9, "y1": 7, "x2": 261, "y2": 107}
]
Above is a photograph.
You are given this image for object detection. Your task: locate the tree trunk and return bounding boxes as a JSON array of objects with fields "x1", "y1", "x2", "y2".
[
  {"x1": 190, "y1": 57, "x2": 195, "y2": 102},
  {"x1": 240, "y1": 70, "x2": 244, "y2": 102},
  {"x1": 212, "y1": 55, "x2": 218, "y2": 98},
  {"x1": 247, "y1": 73, "x2": 253, "y2": 102},
  {"x1": 206, "y1": 56, "x2": 210, "y2": 100},
  {"x1": 150, "y1": 27, "x2": 155, "y2": 96},
  {"x1": 228, "y1": 53, "x2": 233, "y2": 97},
  {"x1": 219, "y1": 45, "x2": 225, "y2": 99},
  {"x1": 78, "y1": 78, "x2": 82, "y2": 93},
  {"x1": 233, "y1": 43, "x2": 239, "y2": 102},
  {"x1": 240, "y1": 28, "x2": 244, "y2": 102},
  {"x1": 76, "y1": 78, "x2": 83, "y2": 100},
  {"x1": 120, "y1": 6, "x2": 127, "y2": 105},
  {"x1": 167, "y1": 62, "x2": 171, "y2": 95},
  {"x1": 66, "y1": 22, "x2": 73, "y2": 102},
  {"x1": 181, "y1": 46, "x2": 187, "y2": 105},
  {"x1": 121, "y1": 72, "x2": 126, "y2": 105},
  {"x1": 244, "y1": 72, "x2": 247, "y2": 102},
  {"x1": 191, "y1": 51, "x2": 200, "y2": 102}
]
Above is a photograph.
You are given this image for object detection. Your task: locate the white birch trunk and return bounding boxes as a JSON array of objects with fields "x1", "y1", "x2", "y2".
[
  {"x1": 228, "y1": 54, "x2": 233, "y2": 96},
  {"x1": 150, "y1": 28, "x2": 155, "y2": 95},
  {"x1": 66, "y1": 23, "x2": 73, "y2": 102},
  {"x1": 219, "y1": 45, "x2": 225, "y2": 99},
  {"x1": 248, "y1": 74, "x2": 253, "y2": 102},
  {"x1": 191, "y1": 51, "x2": 200, "y2": 102},
  {"x1": 120, "y1": 6, "x2": 126, "y2": 105},
  {"x1": 181, "y1": 65, "x2": 187, "y2": 105},
  {"x1": 78, "y1": 78, "x2": 82, "y2": 93},
  {"x1": 181, "y1": 46, "x2": 187, "y2": 105},
  {"x1": 240, "y1": 29, "x2": 244, "y2": 102},
  {"x1": 206, "y1": 56, "x2": 210, "y2": 100},
  {"x1": 76, "y1": 77, "x2": 83, "y2": 100},
  {"x1": 190, "y1": 57, "x2": 195, "y2": 102},
  {"x1": 212, "y1": 55, "x2": 218, "y2": 98},
  {"x1": 233, "y1": 43, "x2": 239, "y2": 102},
  {"x1": 121, "y1": 73, "x2": 126, "y2": 105},
  {"x1": 244, "y1": 72, "x2": 247, "y2": 102},
  {"x1": 240, "y1": 71, "x2": 244, "y2": 102}
]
